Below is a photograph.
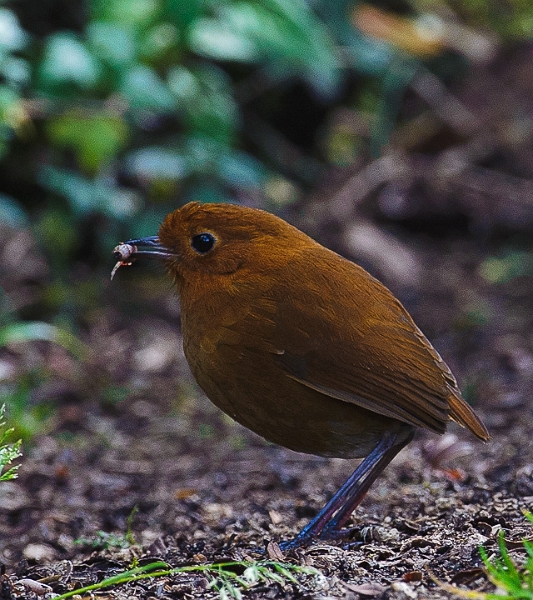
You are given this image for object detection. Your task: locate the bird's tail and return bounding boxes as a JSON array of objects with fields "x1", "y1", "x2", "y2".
[{"x1": 448, "y1": 392, "x2": 490, "y2": 441}]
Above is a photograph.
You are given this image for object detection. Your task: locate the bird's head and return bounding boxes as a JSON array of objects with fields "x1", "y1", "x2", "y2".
[{"x1": 111, "y1": 202, "x2": 312, "y2": 282}]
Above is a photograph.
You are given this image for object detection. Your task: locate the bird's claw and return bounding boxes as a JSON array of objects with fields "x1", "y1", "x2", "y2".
[{"x1": 277, "y1": 525, "x2": 363, "y2": 551}]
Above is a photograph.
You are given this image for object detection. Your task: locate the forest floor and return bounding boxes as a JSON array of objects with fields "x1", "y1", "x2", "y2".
[{"x1": 1, "y1": 221, "x2": 533, "y2": 600}]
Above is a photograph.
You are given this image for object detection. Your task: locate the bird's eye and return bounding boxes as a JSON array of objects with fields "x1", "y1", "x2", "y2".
[{"x1": 191, "y1": 232, "x2": 216, "y2": 254}]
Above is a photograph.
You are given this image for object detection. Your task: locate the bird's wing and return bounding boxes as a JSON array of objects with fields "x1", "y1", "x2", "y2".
[
  {"x1": 264, "y1": 250, "x2": 486, "y2": 438},
  {"x1": 276, "y1": 318, "x2": 453, "y2": 433},
  {"x1": 214, "y1": 248, "x2": 488, "y2": 439}
]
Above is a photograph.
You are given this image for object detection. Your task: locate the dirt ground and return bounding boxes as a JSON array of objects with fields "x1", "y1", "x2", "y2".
[
  {"x1": 2, "y1": 44, "x2": 533, "y2": 600},
  {"x1": 1, "y1": 219, "x2": 533, "y2": 600}
]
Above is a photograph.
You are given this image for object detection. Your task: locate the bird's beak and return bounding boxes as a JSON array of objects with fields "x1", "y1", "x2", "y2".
[
  {"x1": 111, "y1": 236, "x2": 175, "y2": 279},
  {"x1": 114, "y1": 236, "x2": 172, "y2": 260}
]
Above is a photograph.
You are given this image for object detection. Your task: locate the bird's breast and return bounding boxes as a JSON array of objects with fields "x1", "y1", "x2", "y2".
[{"x1": 181, "y1": 303, "x2": 410, "y2": 459}]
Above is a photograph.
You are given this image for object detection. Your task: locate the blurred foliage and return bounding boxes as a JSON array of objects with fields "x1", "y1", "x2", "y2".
[
  {"x1": 1, "y1": 0, "x2": 529, "y2": 267},
  {"x1": 0, "y1": 319, "x2": 85, "y2": 440},
  {"x1": 1, "y1": 0, "x2": 347, "y2": 227},
  {"x1": 479, "y1": 251, "x2": 533, "y2": 284},
  {"x1": 444, "y1": 0, "x2": 533, "y2": 38},
  {"x1": 0, "y1": 321, "x2": 88, "y2": 357},
  {"x1": 0, "y1": 404, "x2": 22, "y2": 481},
  {"x1": 0, "y1": 375, "x2": 56, "y2": 442},
  {"x1": 0, "y1": 0, "x2": 532, "y2": 429}
]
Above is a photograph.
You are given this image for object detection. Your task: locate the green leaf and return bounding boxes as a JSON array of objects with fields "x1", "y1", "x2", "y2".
[
  {"x1": 0, "y1": 193, "x2": 28, "y2": 228},
  {"x1": 92, "y1": 0, "x2": 160, "y2": 29},
  {"x1": 47, "y1": 110, "x2": 130, "y2": 172},
  {"x1": 197, "y1": 0, "x2": 341, "y2": 95},
  {"x1": 39, "y1": 166, "x2": 143, "y2": 219},
  {"x1": 186, "y1": 91, "x2": 237, "y2": 143},
  {"x1": 260, "y1": 0, "x2": 341, "y2": 94},
  {"x1": 0, "y1": 85, "x2": 23, "y2": 158},
  {"x1": 139, "y1": 23, "x2": 179, "y2": 60},
  {"x1": 39, "y1": 33, "x2": 101, "y2": 91},
  {"x1": 479, "y1": 251, "x2": 533, "y2": 284},
  {"x1": 188, "y1": 16, "x2": 258, "y2": 62},
  {"x1": 0, "y1": 8, "x2": 28, "y2": 51},
  {"x1": 315, "y1": 0, "x2": 393, "y2": 78},
  {"x1": 166, "y1": 65, "x2": 199, "y2": 99},
  {"x1": 1, "y1": 56, "x2": 30, "y2": 87},
  {"x1": 181, "y1": 135, "x2": 264, "y2": 188},
  {"x1": 0, "y1": 85, "x2": 21, "y2": 119},
  {"x1": 168, "y1": 65, "x2": 238, "y2": 143},
  {"x1": 0, "y1": 321, "x2": 88, "y2": 359},
  {"x1": 217, "y1": 150, "x2": 265, "y2": 188},
  {"x1": 0, "y1": 433, "x2": 22, "y2": 481},
  {"x1": 88, "y1": 22, "x2": 136, "y2": 66},
  {"x1": 164, "y1": 0, "x2": 203, "y2": 29},
  {"x1": 120, "y1": 65, "x2": 176, "y2": 111},
  {"x1": 125, "y1": 147, "x2": 188, "y2": 180}
]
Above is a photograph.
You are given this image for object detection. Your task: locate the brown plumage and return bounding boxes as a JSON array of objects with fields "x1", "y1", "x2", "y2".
[{"x1": 113, "y1": 201, "x2": 489, "y2": 548}]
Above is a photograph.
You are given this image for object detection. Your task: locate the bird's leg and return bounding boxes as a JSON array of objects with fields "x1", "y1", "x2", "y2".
[
  {"x1": 319, "y1": 429, "x2": 414, "y2": 538},
  {"x1": 279, "y1": 428, "x2": 414, "y2": 550}
]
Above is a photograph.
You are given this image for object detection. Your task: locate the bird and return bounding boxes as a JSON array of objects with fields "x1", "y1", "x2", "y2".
[{"x1": 112, "y1": 201, "x2": 489, "y2": 549}]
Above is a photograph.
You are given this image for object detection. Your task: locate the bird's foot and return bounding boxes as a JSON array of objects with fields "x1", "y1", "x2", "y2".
[
  {"x1": 277, "y1": 533, "x2": 312, "y2": 552},
  {"x1": 319, "y1": 524, "x2": 366, "y2": 549},
  {"x1": 278, "y1": 525, "x2": 364, "y2": 551}
]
